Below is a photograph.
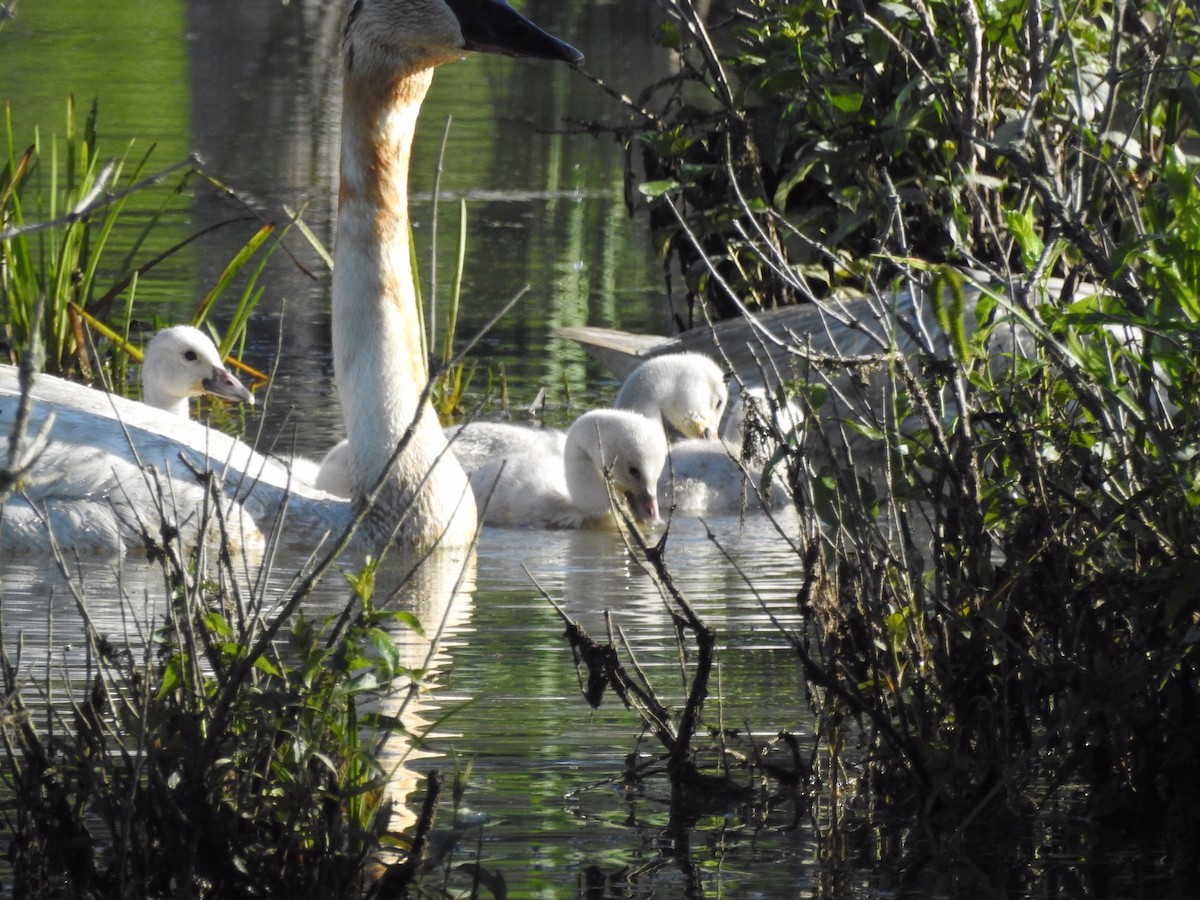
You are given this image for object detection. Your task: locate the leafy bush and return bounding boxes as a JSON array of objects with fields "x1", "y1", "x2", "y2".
[
  {"x1": 631, "y1": 0, "x2": 1199, "y2": 321},
  {"x1": 585, "y1": 0, "x2": 1200, "y2": 880}
]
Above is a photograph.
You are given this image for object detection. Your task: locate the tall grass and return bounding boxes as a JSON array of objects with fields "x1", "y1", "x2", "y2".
[{"x1": 1, "y1": 99, "x2": 288, "y2": 386}]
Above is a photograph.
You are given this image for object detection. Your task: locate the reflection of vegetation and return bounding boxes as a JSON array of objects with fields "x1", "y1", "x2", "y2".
[{"x1": 557, "y1": 0, "x2": 1200, "y2": 890}]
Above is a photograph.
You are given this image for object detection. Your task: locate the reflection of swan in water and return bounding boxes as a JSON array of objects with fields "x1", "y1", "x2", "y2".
[
  {"x1": 468, "y1": 410, "x2": 668, "y2": 529},
  {"x1": 349, "y1": 547, "x2": 477, "y2": 859},
  {"x1": 1, "y1": 0, "x2": 582, "y2": 553},
  {"x1": 0, "y1": 532, "x2": 479, "y2": 875},
  {"x1": 140, "y1": 325, "x2": 255, "y2": 417}
]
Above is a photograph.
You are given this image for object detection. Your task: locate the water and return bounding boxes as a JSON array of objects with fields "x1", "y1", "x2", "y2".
[
  {"x1": 0, "y1": 508, "x2": 813, "y2": 894},
  {"x1": 0, "y1": 1, "x2": 819, "y2": 895}
]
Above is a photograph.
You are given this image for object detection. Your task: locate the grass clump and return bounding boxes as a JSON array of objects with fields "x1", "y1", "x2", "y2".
[{"x1": 1, "y1": 96, "x2": 298, "y2": 389}]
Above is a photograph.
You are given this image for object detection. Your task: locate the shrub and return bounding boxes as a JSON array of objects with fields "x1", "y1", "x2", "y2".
[{"x1": 582, "y1": 0, "x2": 1200, "y2": 878}]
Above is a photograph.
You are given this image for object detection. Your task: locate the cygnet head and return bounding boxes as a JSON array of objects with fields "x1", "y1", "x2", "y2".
[
  {"x1": 614, "y1": 353, "x2": 728, "y2": 441},
  {"x1": 564, "y1": 409, "x2": 668, "y2": 524},
  {"x1": 141, "y1": 325, "x2": 255, "y2": 418}
]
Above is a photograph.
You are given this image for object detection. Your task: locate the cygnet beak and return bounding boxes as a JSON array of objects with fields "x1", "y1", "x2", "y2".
[
  {"x1": 202, "y1": 366, "x2": 255, "y2": 407},
  {"x1": 684, "y1": 414, "x2": 717, "y2": 441},
  {"x1": 625, "y1": 489, "x2": 660, "y2": 524}
]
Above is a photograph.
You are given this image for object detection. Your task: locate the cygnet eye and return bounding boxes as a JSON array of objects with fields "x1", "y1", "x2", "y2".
[{"x1": 184, "y1": 350, "x2": 198, "y2": 362}]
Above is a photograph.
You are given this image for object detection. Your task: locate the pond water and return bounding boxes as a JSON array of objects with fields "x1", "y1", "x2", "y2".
[{"x1": 0, "y1": 514, "x2": 815, "y2": 896}]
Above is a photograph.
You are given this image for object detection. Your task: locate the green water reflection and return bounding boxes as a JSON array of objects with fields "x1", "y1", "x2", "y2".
[
  {"x1": 1, "y1": 0, "x2": 197, "y2": 313},
  {"x1": 0, "y1": 0, "x2": 190, "y2": 148}
]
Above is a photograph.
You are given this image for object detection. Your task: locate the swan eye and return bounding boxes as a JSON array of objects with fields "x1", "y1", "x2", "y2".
[
  {"x1": 629, "y1": 465, "x2": 641, "y2": 478},
  {"x1": 184, "y1": 350, "x2": 198, "y2": 362}
]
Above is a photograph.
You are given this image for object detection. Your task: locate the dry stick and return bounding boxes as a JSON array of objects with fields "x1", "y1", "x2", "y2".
[
  {"x1": 991, "y1": 143, "x2": 1145, "y2": 312},
  {"x1": 371, "y1": 771, "x2": 443, "y2": 900},
  {"x1": 192, "y1": 169, "x2": 322, "y2": 282},
  {"x1": 667, "y1": 0, "x2": 735, "y2": 110},
  {"x1": 427, "y1": 115, "x2": 453, "y2": 359},
  {"x1": 611, "y1": 617, "x2": 678, "y2": 738},
  {"x1": 614, "y1": 510, "x2": 716, "y2": 784},
  {"x1": 533, "y1": 570, "x2": 676, "y2": 742},
  {"x1": 0, "y1": 155, "x2": 198, "y2": 242},
  {"x1": 2, "y1": 301, "x2": 53, "y2": 494}
]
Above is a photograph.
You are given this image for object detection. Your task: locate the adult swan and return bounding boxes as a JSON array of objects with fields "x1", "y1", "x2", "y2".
[{"x1": 0, "y1": 0, "x2": 582, "y2": 553}]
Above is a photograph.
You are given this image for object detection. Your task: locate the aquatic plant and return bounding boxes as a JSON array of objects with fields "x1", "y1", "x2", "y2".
[
  {"x1": 0, "y1": 98, "x2": 286, "y2": 384},
  {"x1": 0, "y1": 389, "x2": 475, "y2": 897}
]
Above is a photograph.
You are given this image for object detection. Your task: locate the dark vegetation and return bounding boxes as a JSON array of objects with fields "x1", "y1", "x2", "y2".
[{"x1": 551, "y1": 0, "x2": 1200, "y2": 891}]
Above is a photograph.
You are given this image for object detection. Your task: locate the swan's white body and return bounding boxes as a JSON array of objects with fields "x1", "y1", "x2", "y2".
[
  {"x1": 313, "y1": 439, "x2": 352, "y2": 497},
  {"x1": 0, "y1": 328, "x2": 262, "y2": 553},
  {"x1": 557, "y1": 282, "x2": 1001, "y2": 382},
  {"x1": 318, "y1": 353, "x2": 723, "y2": 498},
  {"x1": 613, "y1": 353, "x2": 727, "y2": 440},
  {"x1": 0, "y1": 0, "x2": 581, "y2": 554},
  {"x1": 310, "y1": 423, "x2": 570, "y2": 499},
  {"x1": 468, "y1": 410, "x2": 667, "y2": 529},
  {"x1": 0, "y1": 368, "x2": 307, "y2": 553},
  {"x1": 445, "y1": 422, "x2": 567, "y2": 475},
  {"x1": 605, "y1": 353, "x2": 789, "y2": 516},
  {"x1": 659, "y1": 439, "x2": 790, "y2": 515}
]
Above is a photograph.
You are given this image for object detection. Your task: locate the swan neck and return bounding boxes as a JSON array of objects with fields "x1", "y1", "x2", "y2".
[
  {"x1": 332, "y1": 64, "x2": 475, "y2": 545},
  {"x1": 563, "y1": 428, "x2": 610, "y2": 520},
  {"x1": 141, "y1": 381, "x2": 188, "y2": 418}
]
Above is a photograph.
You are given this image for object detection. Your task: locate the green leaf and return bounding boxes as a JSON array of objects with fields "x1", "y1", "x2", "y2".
[
  {"x1": 825, "y1": 86, "x2": 864, "y2": 113},
  {"x1": 639, "y1": 179, "x2": 681, "y2": 200}
]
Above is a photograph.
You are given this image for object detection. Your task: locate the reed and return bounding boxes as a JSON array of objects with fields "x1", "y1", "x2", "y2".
[{"x1": 1, "y1": 100, "x2": 290, "y2": 389}]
